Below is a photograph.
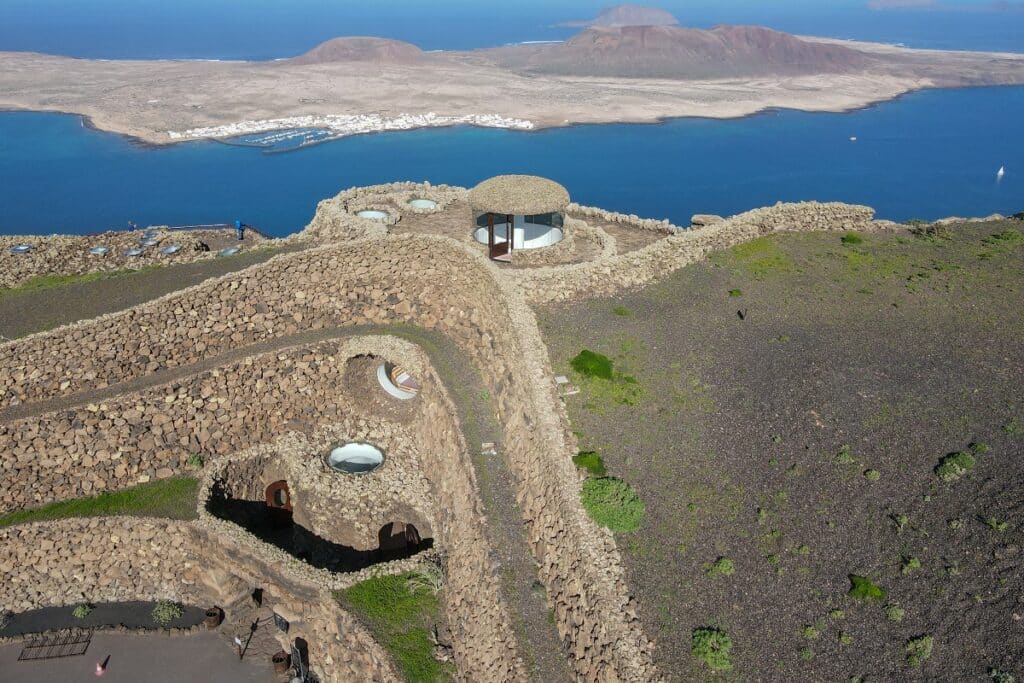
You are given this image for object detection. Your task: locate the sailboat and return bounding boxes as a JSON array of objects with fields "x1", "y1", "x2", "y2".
[{"x1": 997, "y1": 165, "x2": 1005, "y2": 180}]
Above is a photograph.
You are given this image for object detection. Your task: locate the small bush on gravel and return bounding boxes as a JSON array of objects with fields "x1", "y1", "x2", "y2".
[
  {"x1": 905, "y1": 634, "x2": 934, "y2": 668},
  {"x1": 72, "y1": 603, "x2": 93, "y2": 619},
  {"x1": 707, "y1": 557, "x2": 735, "y2": 577},
  {"x1": 935, "y1": 451, "x2": 975, "y2": 482},
  {"x1": 728, "y1": 288, "x2": 743, "y2": 297},
  {"x1": 186, "y1": 453, "x2": 205, "y2": 469},
  {"x1": 691, "y1": 627, "x2": 733, "y2": 672},
  {"x1": 989, "y1": 668, "x2": 1016, "y2": 683},
  {"x1": 863, "y1": 469, "x2": 881, "y2": 481},
  {"x1": 151, "y1": 600, "x2": 183, "y2": 626},
  {"x1": 572, "y1": 451, "x2": 607, "y2": 477},
  {"x1": 848, "y1": 575, "x2": 886, "y2": 602},
  {"x1": 1003, "y1": 417, "x2": 1023, "y2": 436},
  {"x1": 841, "y1": 233, "x2": 864, "y2": 245},
  {"x1": 612, "y1": 305, "x2": 632, "y2": 317},
  {"x1": 885, "y1": 604, "x2": 906, "y2": 622},
  {"x1": 900, "y1": 557, "x2": 922, "y2": 575},
  {"x1": 580, "y1": 477, "x2": 645, "y2": 533},
  {"x1": 570, "y1": 350, "x2": 614, "y2": 380}
]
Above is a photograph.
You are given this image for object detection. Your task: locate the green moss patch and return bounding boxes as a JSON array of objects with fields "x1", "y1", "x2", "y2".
[
  {"x1": 336, "y1": 572, "x2": 452, "y2": 682},
  {"x1": 572, "y1": 451, "x2": 607, "y2": 477},
  {"x1": 569, "y1": 349, "x2": 643, "y2": 407},
  {"x1": 841, "y1": 232, "x2": 865, "y2": 245},
  {"x1": 0, "y1": 477, "x2": 199, "y2": 528},
  {"x1": 724, "y1": 237, "x2": 796, "y2": 277},
  {"x1": 570, "y1": 349, "x2": 614, "y2": 380},
  {"x1": 848, "y1": 575, "x2": 886, "y2": 602},
  {"x1": 580, "y1": 477, "x2": 645, "y2": 533},
  {"x1": 0, "y1": 267, "x2": 160, "y2": 297},
  {"x1": 905, "y1": 635, "x2": 934, "y2": 668}
]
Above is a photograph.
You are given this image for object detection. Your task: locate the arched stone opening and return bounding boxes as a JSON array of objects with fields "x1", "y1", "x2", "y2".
[
  {"x1": 265, "y1": 480, "x2": 293, "y2": 512},
  {"x1": 377, "y1": 521, "x2": 430, "y2": 562}
]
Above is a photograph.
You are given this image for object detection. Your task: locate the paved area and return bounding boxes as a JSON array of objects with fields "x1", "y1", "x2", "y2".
[{"x1": 0, "y1": 631, "x2": 276, "y2": 682}]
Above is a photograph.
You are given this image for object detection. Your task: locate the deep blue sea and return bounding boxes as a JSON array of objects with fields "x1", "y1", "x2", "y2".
[{"x1": 1, "y1": 1, "x2": 1022, "y2": 236}]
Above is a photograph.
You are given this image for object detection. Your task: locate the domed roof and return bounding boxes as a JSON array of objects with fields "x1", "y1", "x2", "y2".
[{"x1": 468, "y1": 175, "x2": 570, "y2": 215}]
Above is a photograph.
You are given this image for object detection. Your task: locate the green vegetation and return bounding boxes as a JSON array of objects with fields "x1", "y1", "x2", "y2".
[
  {"x1": 835, "y1": 445, "x2": 856, "y2": 465},
  {"x1": 802, "y1": 624, "x2": 820, "y2": 640},
  {"x1": 900, "y1": 556, "x2": 922, "y2": 575},
  {"x1": 0, "y1": 477, "x2": 199, "y2": 528},
  {"x1": 185, "y1": 453, "x2": 205, "y2": 469},
  {"x1": 935, "y1": 451, "x2": 976, "y2": 482},
  {"x1": 841, "y1": 233, "x2": 864, "y2": 245},
  {"x1": 151, "y1": 600, "x2": 183, "y2": 626},
  {"x1": 337, "y1": 570, "x2": 452, "y2": 682},
  {"x1": 848, "y1": 575, "x2": 886, "y2": 602},
  {"x1": 580, "y1": 477, "x2": 645, "y2": 533},
  {"x1": 728, "y1": 288, "x2": 743, "y2": 297},
  {"x1": 570, "y1": 349, "x2": 614, "y2": 380},
  {"x1": 1003, "y1": 417, "x2": 1023, "y2": 437},
  {"x1": 969, "y1": 442, "x2": 991, "y2": 455},
  {"x1": 990, "y1": 668, "x2": 1016, "y2": 683},
  {"x1": 691, "y1": 627, "x2": 733, "y2": 672},
  {"x1": 572, "y1": 451, "x2": 607, "y2": 477},
  {"x1": 612, "y1": 305, "x2": 633, "y2": 317},
  {"x1": 569, "y1": 349, "x2": 643, "y2": 406},
  {"x1": 726, "y1": 237, "x2": 795, "y2": 277},
  {"x1": 0, "y1": 267, "x2": 156, "y2": 297},
  {"x1": 885, "y1": 604, "x2": 906, "y2": 622},
  {"x1": 707, "y1": 557, "x2": 735, "y2": 577},
  {"x1": 983, "y1": 516, "x2": 1009, "y2": 532},
  {"x1": 799, "y1": 647, "x2": 814, "y2": 662},
  {"x1": 72, "y1": 603, "x2": 93, "y2": 619},
  {"x1": 863, "y1": 469, "x2": 881, "y2": 482},
  {"x1": 839, "y1": 631, "x2": 853, "y2": 646},
  {"x1": 905, "y1": 635, "x2": 934, "y2": 668},
  {"x1": 829, "y1": 609, "x2": 845, "y2": 620}
]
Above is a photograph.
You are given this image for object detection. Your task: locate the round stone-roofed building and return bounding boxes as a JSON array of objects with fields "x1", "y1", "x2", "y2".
[{"x1": 469, "y1": 175, "x2": 569, "y2": 261}]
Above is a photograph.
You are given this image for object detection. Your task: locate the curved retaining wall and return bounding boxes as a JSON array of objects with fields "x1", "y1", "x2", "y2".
[
  {"x1": 517, "y1": 201, "x2": 878, "y2": 303},
  {"x1": 0, "y1": 235, "x2": 659, "y2": 680}
]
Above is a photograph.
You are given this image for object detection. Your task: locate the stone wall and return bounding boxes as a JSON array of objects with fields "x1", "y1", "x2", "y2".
[
  {"x1": 518, "y1": 201, "x2": 879, "y2": 303},
  {"x1": 0, "y1": 234, "x2": 660, "y2": 680},
  {"x1": 0, "y1": 518, "x2": 204, "y2": 612},
  {"x1": 0, "y1": 228, "x2": 269, "y2": 290}
]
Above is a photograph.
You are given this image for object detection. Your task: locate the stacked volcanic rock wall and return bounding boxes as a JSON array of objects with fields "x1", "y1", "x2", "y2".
[
  {"x1": 0, "y1": 340, "x2": 368, "y2": 511},
  {"x1": 0, "y1": 518, "x2": 205, "y2": 612},
  {"x1": 519, "y1": 201, "x2": 878, "y2": 303},
  {"x1": 0, "y1": 236, "x2": 658, "y2": 680},
  {"x1": 0, "y1": 229, "x2": 269, "y2": 290}
]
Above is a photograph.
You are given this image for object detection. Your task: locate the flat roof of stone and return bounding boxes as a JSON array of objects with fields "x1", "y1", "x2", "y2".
[{"x1": 468, "y1": 175, "x2": 570, "y2": 216}]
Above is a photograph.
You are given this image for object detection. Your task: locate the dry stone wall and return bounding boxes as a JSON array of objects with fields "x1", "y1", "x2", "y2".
[
  {"x1": 0, "y1": 234, "x2": 660, "y2": 680},
  {"x1": 518, "y1": 201, "x2": 879, "y2": 303},
  {"x1": 0, "y1": 518, "x2": 204, "y2": 612},
  {"x1": 0, "y1": 228, "x2": 269, "y2": 290}
]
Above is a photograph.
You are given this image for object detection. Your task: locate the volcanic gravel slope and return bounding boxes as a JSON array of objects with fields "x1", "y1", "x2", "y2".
[{"x1": 538, "y1": 220, "x2": 1024, "y2": 681}]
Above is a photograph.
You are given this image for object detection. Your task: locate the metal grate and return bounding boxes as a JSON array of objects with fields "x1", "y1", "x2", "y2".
[{"x1": 18, "y1": 629, "x2": 92, "y2": 661}]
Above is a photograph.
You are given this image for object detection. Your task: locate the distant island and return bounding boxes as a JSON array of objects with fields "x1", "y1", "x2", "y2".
[{"x1": 1, "y1": 4, "x2": 1023, "y2": 144}]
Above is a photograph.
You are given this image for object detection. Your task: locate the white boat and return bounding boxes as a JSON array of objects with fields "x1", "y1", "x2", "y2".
[
  {"x1": 849, "y1": 136, "x2": 857, "y2": 142},
  {"x1": 997, "y1": 165, "x2": 1005, "y2": 179}
]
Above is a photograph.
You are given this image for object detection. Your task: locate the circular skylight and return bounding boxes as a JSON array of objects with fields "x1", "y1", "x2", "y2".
[
  {"x1": 160, "y1": 245, "x2": 181, "y2": 255},
  {"x1": 124, "y1": 247, "x2": 144, "y2": 257},
  {"x1": 357, "y1": 210, "x2": 389, "y2": 221},
  {"x1": 326, "y1": 442, "x2": 384, "y2": 474},
  {"x1": 408, "y1": 199, "x2": 438, "y2": 210},
  {"x1": 9, "y1": 244, "x2": 32, "y2": 254},
  {"x1": 218, "y1": 246, "x2": 241, "y2": 257},
  {"x1": 89, "y1": 246, "x2": 110, "y2": 255}
]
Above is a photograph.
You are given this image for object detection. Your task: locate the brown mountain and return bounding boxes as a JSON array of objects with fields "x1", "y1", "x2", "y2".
[
  {"x1": 287, "y1": 37, "x2": 426, "y2": 65},
  {"x1": 562, "y1": 3, "x2": 679, "y2": 27},
  {"x1": 485, "y1": 24, "x2": 874, "y2": 79}
]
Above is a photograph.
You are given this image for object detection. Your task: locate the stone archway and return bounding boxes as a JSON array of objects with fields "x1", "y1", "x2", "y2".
[{"x1": 377, "y1": 522, "x2": 427, "y2": 561}]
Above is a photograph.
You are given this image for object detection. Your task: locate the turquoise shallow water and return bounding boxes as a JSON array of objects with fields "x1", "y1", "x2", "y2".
[{"x1": 0, "y1": 86, "x2": 1022, "y2": 237}]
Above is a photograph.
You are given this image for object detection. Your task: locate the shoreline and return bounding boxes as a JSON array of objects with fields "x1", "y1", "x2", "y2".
[{"x1": 8, "y1": 81, "x2": 1020, "y2": 151}]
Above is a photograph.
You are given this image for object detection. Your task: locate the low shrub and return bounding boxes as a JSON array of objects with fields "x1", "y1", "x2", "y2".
[
  {"x1": 580, "y1": 477, "x2": 645, "y2": 533},
  {"x1": 572, "y1": 451, "x2": 607, "y2": 477},
  {"x1": 151, "y1": 600, "x2": 184, "y2": 626},
  {"x1": 691, "y1": 627, "x2": 733, "y2": 672},
  {"x1": 841, "y1": 232, "x2": 864, "y2": 245},
  {"x1": 728, "y1": 288, "x2": 743, "y2": 297},
  {"x1": 885, "y1": 604, "x2": 906, "y2": 622},
  {"x1": 848, "y1": 575, "x2": 886, "y2": 602},
  {"x1": 570, "y1": 350, "x2": 614, "y2": 380},
  {"x1": 900, "y1": 557, "x2": 922, "y2": 575},
  {"x1": 707, "y1": 557, "x2": 735, "y2": 577},
  {"x1": 935, "y1": 451, "x2": 976, "y2": 482},
  {"x1": 905, "y1": 635, "x2": 934, "y2": 668},
  {"x1": 612, "y1": 305, "x2": 632, "y2": 317},
  {"x1": 72, "y1": 603, "x2": 93, "y2": 619}
]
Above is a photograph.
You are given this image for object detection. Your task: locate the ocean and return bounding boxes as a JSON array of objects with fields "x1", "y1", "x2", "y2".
[{"x1": 0, "y1": 1, "x2": 1022, "y2": 236}]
